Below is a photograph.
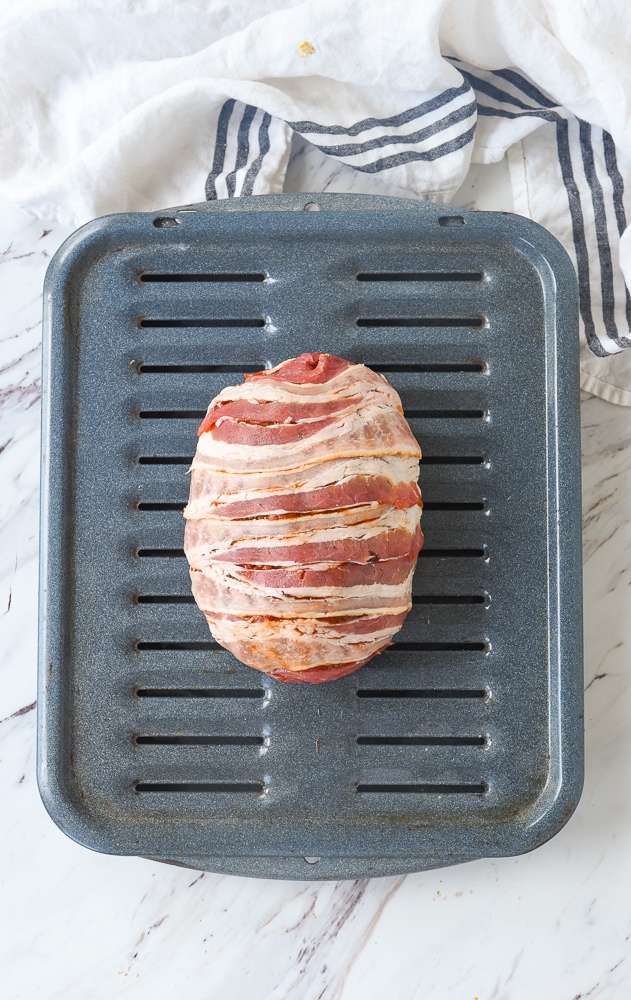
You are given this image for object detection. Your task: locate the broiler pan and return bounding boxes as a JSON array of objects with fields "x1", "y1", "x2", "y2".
[{"x1": 38, "y1": 192, "x2": 583, "y2": 880}]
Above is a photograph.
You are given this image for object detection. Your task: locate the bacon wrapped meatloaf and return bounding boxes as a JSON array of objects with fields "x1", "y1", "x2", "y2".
[{"x1": 184, "y1": 352, "x2": 423, "y2": 683}]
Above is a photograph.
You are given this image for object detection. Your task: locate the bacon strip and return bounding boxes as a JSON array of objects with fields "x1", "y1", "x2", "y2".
[
  {"x1": 244, "y1": 352, "x2": 353, "y2": 384},
  {"x1": 204, "y1": 613, "x2": 402, "y2": 677},
  {"x1": 232, "y1": 555, "x2": 415, "y2": 589},
  {"x1": 206, "y1": 524, "x2": 423, "y2": 566},
  {"x1": 190, "y1": 477, "x2": 421, "y2": 520},
  {"x1": 267, "y1": 653, "x2": 387, "y2": 684},
  {"x1": 190, "y1": 566, "x2": 414, "y2": 616},
  {"x1": 198, "y1": 397, "x2": 359, "y2": 435},
  {"x1": 184, "y1": 354, "x2": 423, "y2": 683},
  {"x1": 209, "y1": 414, "x2": 343, "y2": 446},
  {"x1": 185, "y1": 456, "x2": 420, "y2": 517},
  {"x1": 184, "y1": 505, "x2": 417, "y2": 557}
]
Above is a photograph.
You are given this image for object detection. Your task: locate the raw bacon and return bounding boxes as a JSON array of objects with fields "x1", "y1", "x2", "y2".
[
  {"x1": 244, "y1": 352, "x2": 353, "y2": 384},
  {"x1": 186, "y1": 475, "x2": 421, "y2": 520},
  {"x1": 184, "y1": 353, "x2": 423, "y2": 683}
]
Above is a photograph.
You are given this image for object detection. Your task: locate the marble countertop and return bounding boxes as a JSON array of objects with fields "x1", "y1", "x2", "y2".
[{"x1": 1, "y1": 142, "x2": 630, "y2": 1000}]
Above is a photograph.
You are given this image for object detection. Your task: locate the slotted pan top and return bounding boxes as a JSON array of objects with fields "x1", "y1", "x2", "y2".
[{"x1": 38, "y1": 193, "x2": 583, "y2": 880}]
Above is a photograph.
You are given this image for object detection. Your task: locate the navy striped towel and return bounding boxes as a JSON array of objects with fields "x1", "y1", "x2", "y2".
[{"x1": 2, "y1": 2, "x2": 630, "y2": 403}]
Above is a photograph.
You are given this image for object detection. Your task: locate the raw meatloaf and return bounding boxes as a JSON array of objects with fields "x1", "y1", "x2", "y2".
[{"x1": 184, "y1": 353, "x2": 423, "y2": 683}]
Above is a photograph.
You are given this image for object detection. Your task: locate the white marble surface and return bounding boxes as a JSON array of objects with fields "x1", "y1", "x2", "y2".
[{"x1": 1, "y1": 142, "x2": 631, "y2": 1000}]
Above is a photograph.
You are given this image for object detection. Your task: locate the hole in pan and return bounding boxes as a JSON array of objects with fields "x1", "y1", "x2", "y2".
[
  {"x1": 357, "y1": 735, "x2": 487, "y2": 746},
  {"x1": 139, "y1": 272, "x2": 266, "y2": 283},
  {"x1": 357, "y1": 316, "x2": 485, "y2": 328},
  {"x1": 138, "y1": 364, "x2": 264, "y2": 374},
  {"x1": 357, "y1": 270, "x2": 482, "y2": 282},
  {"x1": 356, "y1": 782, "x2": 487, "y2": 794},
  {"x1": 356, "y1": 688, "x2": 488, "y2": 699},
  {"x1": 134, "y1": 735, "x2": 264, "y2": 746},
  {"x1": 138, "y1": 318, "x2": 265, "y2": 329},
  {"x1": 134, "y1": 687, "x2": 265, "y2": 699},
  {"x1": 135, "y1": 781, "x2": 264, "y2": 793}
]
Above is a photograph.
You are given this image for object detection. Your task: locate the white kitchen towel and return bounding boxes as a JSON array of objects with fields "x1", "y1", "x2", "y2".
[{"x1": 1, "y1": 0, "x2": 631, "y2": 404}]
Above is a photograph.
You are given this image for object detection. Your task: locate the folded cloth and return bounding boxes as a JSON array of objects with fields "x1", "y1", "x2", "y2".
[{"x1": 2, "y1": 0, "x2": 631, "y2": 403}]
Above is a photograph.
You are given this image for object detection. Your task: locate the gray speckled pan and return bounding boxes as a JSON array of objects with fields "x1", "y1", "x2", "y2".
[{"x1": 38, "y1": 192, "x2": 583, "y2": 880}]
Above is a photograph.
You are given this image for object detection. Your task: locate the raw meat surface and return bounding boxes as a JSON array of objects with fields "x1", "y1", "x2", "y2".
[{"x1": 184, "y1": 353, "x2": 423, "y2": 683}]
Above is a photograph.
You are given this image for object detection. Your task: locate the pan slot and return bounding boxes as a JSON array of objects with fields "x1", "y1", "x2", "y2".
[
  {"x1": 422, "y1": 501, "x2": 486, "y2": 511},
  {"x1": 136, "y1": 641, "x2": 216, "y2": 650},
  {"x1": 136, "y1": 594, "x2": 487, "y2": 606},
  {"x1": 406, "y1": 409, "x2": 485, "y2": 419},
  {"x1": 374, "y1": 363, "x2": 486, "y2": 373},
  {"x1": 136, "y1": 500, "x2": 487, "y2": 513},
  {"x1": 137, "y1": 501, "x2": 186, "y2": 511},
  {"x1": 138, "y1": 410, "x2": 485, "y2": 421},
  {"x1": 135, "y1": 781, "x2": 264, "y2": 793},
  {"x1": 138, "y1": 364, "x2": 264, "y2": 374},
  {"x1": 138, "y1": 318, "x2": 266, "y2": 329},
  {"x1": 135, "y1": 640, "x2": 488, "y2": 655},
  {"x1": 357, "y1": 736, "x2": 487, "y2": 746},
  {"x1": 136, "y1": 548, "x2": 485, "y2": 559},
  {"x1": 139, "y1": 272, "x2": 266, "y2": 283},
  {"x1": 136, "y1": 595, "x2": 194, "y2": 604},
  {"x1": 136, "y1": 549, "x2": 185, "y2": 558},
  {"x1": 134, "y1": 735, "x2": 264, "y2": 746},
  {"x1": 357, "y1": 317, "x2": 485, "y2": 328},
  {"x1": 356, "y1": 689, "x2": 487, "y2": 698},
  {"x1": 137, "y1": 457, "x2": 191, "y2": 465},
  {"x1": 136, "y1": 641, "x2": 487, "y2": 654},
  {"x1": 135, "y1": 688, "x2": 265, "y2": 698},
  {"x1": 356, "y1": 271, "x2": 483, "y2": 282},
  {"x1": 135, "y1": 592, "x2": 488, "y2": 607},
  {"x1": 418, "y1": 547, "x2": 486, "y2": 559},
  {"x1": 136, "y1": 595, "x2": 193, "y2": 604},
  {"x1": 135, "y1": 361, "x2": 487, "y2": 375},
  {"x1": 356, "y1": 783, "x2": 487, "y2": 794},
  {"x1": 412, "y1": 595, "x2": 486, "y2": 605},
  {"x1": 422, "y1": 456, "x2": 486, "y2": 465},
  {"x1": 387, "y1": 642, "x2": 487, "y2": 652},
  {"x1": 139, "y1": 410, "x2": 206, "y2": 420}
]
